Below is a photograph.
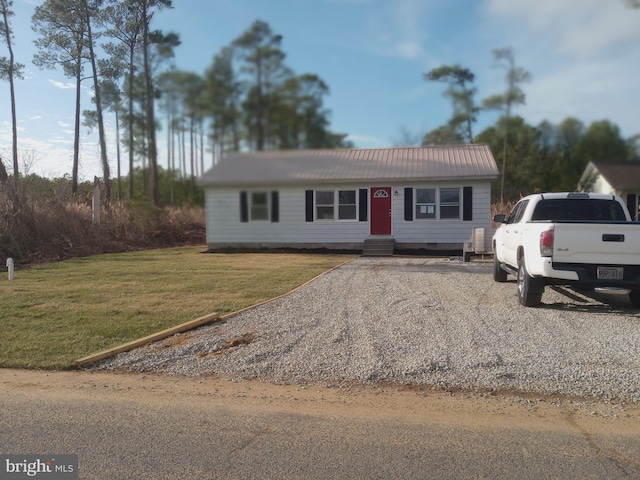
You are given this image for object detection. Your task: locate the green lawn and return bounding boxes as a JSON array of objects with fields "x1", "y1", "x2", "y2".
[{"x1": 0, "y1": 247, "x2": 355, "y2": 369}]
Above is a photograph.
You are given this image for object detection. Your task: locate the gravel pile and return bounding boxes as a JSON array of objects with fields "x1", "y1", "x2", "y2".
[{"x1": 97, "y1": 257, "x2": 640, "y2": 403}]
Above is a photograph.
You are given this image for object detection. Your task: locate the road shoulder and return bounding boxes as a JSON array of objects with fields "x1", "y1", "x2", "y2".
[{"x1": 1, "y1": 368, "x2": 638, "y2": 436}]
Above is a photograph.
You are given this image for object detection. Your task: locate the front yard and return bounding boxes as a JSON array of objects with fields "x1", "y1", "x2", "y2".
[{"x1": 0, "y1": 247, "x2": 354, "y2": 369}]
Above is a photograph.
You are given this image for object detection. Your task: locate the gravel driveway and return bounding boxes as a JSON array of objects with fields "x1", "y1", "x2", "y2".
[{"x1": 98, "y1": 257, "x2": 640, "y2": 403}]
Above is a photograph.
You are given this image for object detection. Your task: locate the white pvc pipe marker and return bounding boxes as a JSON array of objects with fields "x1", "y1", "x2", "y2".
[{"x1": 6, "y1": 258, "x2": 14, "y2": 281}]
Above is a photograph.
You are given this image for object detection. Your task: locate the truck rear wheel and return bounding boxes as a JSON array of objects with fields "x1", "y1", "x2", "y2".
[
  {"x1": 493, "y1": 255, "x2": 507, "y2": 282},
  {"x1": 517, "y1": 260, "x2": 544, "y2": 307},
  {"x1": 629, "y1": 290, "x2": 640, "y2": 309}
]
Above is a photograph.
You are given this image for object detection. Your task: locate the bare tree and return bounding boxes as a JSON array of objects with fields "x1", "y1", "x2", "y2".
[
  {"x1": 20, "y1": 149, "x2": 40, "y2": 176},
  {"x1": 0, "y1": 155, "x2": 8, "y2": 183},
  {"x1": 394, "y1": 127, "x2": 423, "y2": 147}
]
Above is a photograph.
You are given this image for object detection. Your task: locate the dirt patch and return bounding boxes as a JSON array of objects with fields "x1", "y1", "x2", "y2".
[
  {"x1": 221, "y1": 333, "x2": 255, "y2": 349},
  {"x1": 195, "y1": 333, "x2": 256, "y2": 358},
  {"x1": 159, "y1": 333, "x2": 196, "y2": 349}
]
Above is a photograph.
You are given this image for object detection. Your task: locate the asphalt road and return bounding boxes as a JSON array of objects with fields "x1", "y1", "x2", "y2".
[{"x1": 1, "y1": 370, "x2": 639, "y2": 479}]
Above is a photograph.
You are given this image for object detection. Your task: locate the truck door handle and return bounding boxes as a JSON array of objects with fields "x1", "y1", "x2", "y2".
[{"x1": 603, "y1": 234, "x2": 624, "y2": 242}]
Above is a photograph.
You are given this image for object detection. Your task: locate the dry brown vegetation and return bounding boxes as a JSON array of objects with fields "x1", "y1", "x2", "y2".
[
  {"x1": 491, "y1": 200, "x2": 517, "y2": 227},
  {"x1": 0, "y1": 184, "x2": 205, "y2": 265}
]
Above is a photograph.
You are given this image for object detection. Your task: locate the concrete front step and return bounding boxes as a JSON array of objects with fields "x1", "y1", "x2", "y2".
[{"x1": 362, "y1": 237, "x2": 394, "y2": 256}]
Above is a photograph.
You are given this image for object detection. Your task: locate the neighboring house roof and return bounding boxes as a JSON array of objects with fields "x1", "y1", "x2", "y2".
[
  {"x1": 198, "y1": 145, "x2": 500, "y2": 187},
  {"x1": 582, "y1": 160, "x2": 640, "y2": 191}
]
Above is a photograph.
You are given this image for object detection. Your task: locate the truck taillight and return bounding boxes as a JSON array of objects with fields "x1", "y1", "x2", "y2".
[{"x1": 540, "y1": 229, "x2": 554, "y2": 257}]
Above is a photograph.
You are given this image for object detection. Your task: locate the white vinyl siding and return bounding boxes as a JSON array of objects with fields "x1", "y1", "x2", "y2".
[
  {"x1": 205, "y1": 185, "x2": 369, "y2": 245},
  {"x1": 394, "y1": 182, "x2": 492, "y2": 244},
  {"x1": 204, "y1": 181, "x2": 493, "y2": 247}
]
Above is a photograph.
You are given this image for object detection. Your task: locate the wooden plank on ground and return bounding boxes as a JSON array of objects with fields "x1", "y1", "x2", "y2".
[{"x1": 76, "y1": 312, "x2": 221, "y2": 367}]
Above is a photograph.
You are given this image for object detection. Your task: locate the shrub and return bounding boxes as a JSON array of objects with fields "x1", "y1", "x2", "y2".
[{"x1": 0, "y1": 180, "x2": 204, "y2": 265}]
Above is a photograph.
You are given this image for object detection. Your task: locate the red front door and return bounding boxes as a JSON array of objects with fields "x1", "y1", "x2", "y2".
[{"x1": 370, "y1": 187, "x2": 392, "y2": 235}]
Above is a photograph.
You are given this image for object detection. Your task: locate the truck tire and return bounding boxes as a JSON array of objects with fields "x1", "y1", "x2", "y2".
[
  {"x1": 629, "y1": 290, "x2": 640, "y2": 309},
  {"x1": 493, "y1": 255, "x2": 507, "y2": 282},
  {"x1": 517, "y1": 259, "x2": 544, "y2": 307}
]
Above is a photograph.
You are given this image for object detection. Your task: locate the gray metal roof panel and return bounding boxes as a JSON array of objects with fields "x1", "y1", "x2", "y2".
[{"x1": 198, "y1": 145, "x2": 500, "y2": 186}]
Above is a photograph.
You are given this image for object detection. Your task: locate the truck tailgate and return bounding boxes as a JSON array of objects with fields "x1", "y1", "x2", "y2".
[{"x1": 552, "y1": 223, "x2": 640, "y2": 265}]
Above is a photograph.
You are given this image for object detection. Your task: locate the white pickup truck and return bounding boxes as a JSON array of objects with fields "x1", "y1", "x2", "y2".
[{"x1": 492, "y1": 192, "x2": 640, "y2": 307}]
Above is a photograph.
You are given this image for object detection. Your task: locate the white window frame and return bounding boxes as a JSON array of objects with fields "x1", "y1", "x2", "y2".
[
  {"x1": 337, "y1": 190, "x2": 357, "y2": 221},
  {"x1": 439, "y1": 187, "x2": 461, "y2": 220},
  {"x1": 315, "y1": 189, "x2": 358, "y2": 221},
  {"x1": 414, "y1": 187, "x2": 462, "y2": 220},
  {"x1": 415, "y1": 188, "x2": 436, "y2": 219},
  {"x1": 315, "y1": 190, "x2": 335, "y2": 220},
  {"x1": 250, "y1": 191, "x2": 269, "y2": 222}
]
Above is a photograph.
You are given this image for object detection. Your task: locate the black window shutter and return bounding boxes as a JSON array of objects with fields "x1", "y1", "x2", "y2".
[
  {"x1": 404, "y1": 188, "x2": 413, "y2": 221},
  {"x1": 270, "y1": 191, "x2": 279, "y2": 222},
  {"x1": 240, "y1": 191, "x2": 248, "y2": 223},
  {"x1": 627, "y1": 194, "x2": 637, "y2": 221},
  {"x1": 305, "y1": 190, "x2": 314, "y2": 222},
  {"x1": 463, "y1": 186, "x2": 473, "y2": 221},
  {"x1": 359, "y1": 188, "x2": 368, "y2": 221}
]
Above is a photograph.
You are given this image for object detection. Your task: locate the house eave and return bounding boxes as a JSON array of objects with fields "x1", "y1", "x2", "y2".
[{"x1": 198, "y1": 174, "x2": 500, "y2": 189}]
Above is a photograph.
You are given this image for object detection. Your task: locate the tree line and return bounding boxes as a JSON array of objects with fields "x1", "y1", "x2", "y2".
[
  {"x1": 1, "y1": 1, "x2": 637, "y2": 208},
  {"x1": 422, "y1": 46, "x2": 639, "y2": 203},
  {"x1": 0, "y1": 0, "x2": 350, "y2": 207}
]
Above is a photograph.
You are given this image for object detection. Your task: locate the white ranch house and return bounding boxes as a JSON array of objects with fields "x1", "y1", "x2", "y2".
[
  {"x1": 197, "y1": 145, "x2": 500, "y2": 254},
  {"x1": 579, "y1": 160, "x2": 640, "y2": 221}
]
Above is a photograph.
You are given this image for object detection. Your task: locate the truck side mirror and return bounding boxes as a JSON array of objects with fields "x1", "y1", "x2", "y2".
[{"x1": 493, "y1": 214, "x2": 506, "y2": 223}]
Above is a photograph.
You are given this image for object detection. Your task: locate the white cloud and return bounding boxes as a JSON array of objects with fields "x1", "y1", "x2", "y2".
[
  {"x1": 48, "y1": 79, "x2": 75, "y2": 90},
  {"x1": 478, "y1": 0, "x2": 640, "y2": 138},
  {"x1": 29, "y1": 115, "x2": 42, "y2": 120},
  {"x1": 523, "y1": 52, "x2": 640, "y2": 135},
  {"x1": 48, "y1": 136, "x2": 72, "y2": 145},
  {"x1": 394, "y1": 41, "x2": 423, "y2": 60},
  {"x1": 57, "y1": 121, "x2": 71, "y2": 128},
  {"x1": 486, "y1": 0, "x2": 640, "y2": 57},
  {"x1": 362, "y1": 0, "x2": 430, "y2": 60},
  {"x1": 347, "y1": 134, "x2": 390, "y2": 148}
]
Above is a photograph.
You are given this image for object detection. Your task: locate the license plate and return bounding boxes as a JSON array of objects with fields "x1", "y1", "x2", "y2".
[{"x1": 597, "y1": 266, "x2": 623, "y2": 280}]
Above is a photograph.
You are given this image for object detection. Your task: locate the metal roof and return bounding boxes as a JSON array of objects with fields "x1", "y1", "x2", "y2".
[{"x1": 198, "y1": 145, "x2": 500, "y2": 186}]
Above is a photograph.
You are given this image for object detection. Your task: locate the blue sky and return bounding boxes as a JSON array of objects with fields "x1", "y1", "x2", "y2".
[{"x1": 1, "y1": 0, "x2": 639, "y2": 181}]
